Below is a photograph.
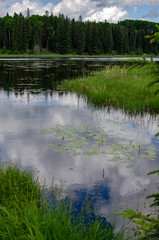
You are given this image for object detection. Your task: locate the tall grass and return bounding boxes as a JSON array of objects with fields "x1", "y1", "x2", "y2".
[
  {"x1": 0, "y1": 164, "x2": 129, "y2": 239},
  {"x1": 58, "y1": 64, "x2": 159, "y2": 114}
]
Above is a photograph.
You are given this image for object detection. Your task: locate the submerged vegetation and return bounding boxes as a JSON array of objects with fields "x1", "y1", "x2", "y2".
[
  {"x1": 0, "y1": 164, "x2": 128, "y2": 240},
  {"x1": 59, "y1": 63, "x2": 159, "y2": 114}
]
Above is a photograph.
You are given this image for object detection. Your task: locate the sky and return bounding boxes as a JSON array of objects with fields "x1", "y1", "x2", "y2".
[{"x1": 0, "y1": 0, "x2": 159, "y2": 23}]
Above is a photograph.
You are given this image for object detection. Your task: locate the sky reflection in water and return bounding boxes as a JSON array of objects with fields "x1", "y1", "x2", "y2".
[{"x1": 0, "y1": 60, "x2": 158, "y2": 229}]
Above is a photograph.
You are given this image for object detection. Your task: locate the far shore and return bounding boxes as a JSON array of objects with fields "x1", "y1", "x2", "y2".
[{"x1": 0, "y1": 53, "x2": 159, "y2": 62}]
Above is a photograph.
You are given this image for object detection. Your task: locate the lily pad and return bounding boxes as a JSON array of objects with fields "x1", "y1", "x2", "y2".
[
  {"x1": 40, "y1": 125, "x2": 157, "y2": 165},
  {"x1": 108, "y1": 156, "x2": 122, "y2": 162},
  {"x1": 126, "y1": 165, "x2": 134, "y2": 168}
]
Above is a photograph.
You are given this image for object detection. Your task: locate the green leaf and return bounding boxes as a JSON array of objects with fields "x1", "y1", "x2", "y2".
[{"x1": 147, "y1": 170, "x2": 159, "y2": 175}]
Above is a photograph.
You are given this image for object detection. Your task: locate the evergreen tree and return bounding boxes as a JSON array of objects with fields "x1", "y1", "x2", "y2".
[
  {"x1": 42, "y1": 14, "x2": 50, "y2": 49},
  {"x1": 101, "y1": 22, "x2": 113, "y2": 54},
  {"x1": 32, "y1": 17, "x2": 44, "y2": 48},
  {"x1": 27, "y1": 8, "x2": 30, "y2": 19},
  {"x1": 25, "y1": 17, "x2": 32, "y2": 52},
  {"x1": 122, "y1": 27, "x2": 129, "y2": 54},
  {"x1": 12, "y1": 13, "x2": 20, "y2": 53},
  {"x1": 112, "y1": 23, "x2": 124, "y2": 54},
  {"x1": 71, "y1": 18, "x2": 77, "y2": 52},
  {"x1": 56, "y1": 14, "x2": 71, "y2": 54},
  {"x1": 85, "y1": 21, "x2": 92, "y2": 54},
  {"x1": 18, "y1": 14, "x2": 26, "y2": 52},
  {"x1": 136, "y1": 29, "x2": 144, "y2": 54},
  {"x1": 48, "y1": 26, "x2": 56, "y2": 52},
  {"x1": 0, "y1": 13, "x2": 158, "y2": 55},
  {"x1": 76, "y1": 21, "x2": 85, "y2": 54},
  {"x1": 3, "y1": 15, "x2": 13, "y2": 50}
]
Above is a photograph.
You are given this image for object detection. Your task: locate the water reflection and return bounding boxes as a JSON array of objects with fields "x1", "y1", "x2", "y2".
[{"x1": 0, "y1": 60, "x2": 158, "y2": 230}]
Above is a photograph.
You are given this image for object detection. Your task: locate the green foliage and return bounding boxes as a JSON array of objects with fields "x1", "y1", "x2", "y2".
[
  {"x1": 59, "y1": 65, "x2": 159, "y2": 114},
  {"x1": 144, "y1": 26, "x2": 159, "y2": 95},
  {"x1": 0, "y1": 163, "x2": 40, "y2": 207},
  {"x1": 145, "y1": 24, "x2": 159, "y2": 44},
  {"x1": 0, "y1": 13, "x2": 158, "y2": 55},
  {"x1": 116, "y1": 170, "x2": 159, "y2": 239}
]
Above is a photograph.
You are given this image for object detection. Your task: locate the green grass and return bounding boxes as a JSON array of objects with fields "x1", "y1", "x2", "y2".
[
  {"x1": 0, "y1": 53, "x2": 139, "y2": 58},
  {"x1": 0, "y1": 163, "x2": 129, "y2": 239},
  {"x1": 58, "y1": 63, "x2": 159, "y2": 114}
]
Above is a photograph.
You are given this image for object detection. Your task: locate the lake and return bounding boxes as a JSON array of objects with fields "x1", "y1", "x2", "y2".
[{"x1": 0, "y1": 58, "x2": 159, "y2": 230}]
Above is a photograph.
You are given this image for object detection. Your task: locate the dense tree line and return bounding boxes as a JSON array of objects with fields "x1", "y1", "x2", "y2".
[{"x1": 0, "y1": 12, "x2": 158, "y2": 55}]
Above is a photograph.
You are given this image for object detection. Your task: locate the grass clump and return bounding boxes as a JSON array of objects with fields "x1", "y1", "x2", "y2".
[
  {"x1": 0, "y1": 163, "x2": 128, "y2": 240},
  {"x1": 58, "y1": 63, "x2": 159, "y2": 114}
]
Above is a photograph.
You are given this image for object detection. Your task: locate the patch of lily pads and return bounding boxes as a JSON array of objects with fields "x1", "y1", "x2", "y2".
[{"x1": 40, "y1": 125, "x2": 157, "y2": 165}]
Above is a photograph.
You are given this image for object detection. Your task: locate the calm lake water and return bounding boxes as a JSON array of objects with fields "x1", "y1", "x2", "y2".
[{"x1": 0, "y1": 58, "x2": 159, "y2": 230}]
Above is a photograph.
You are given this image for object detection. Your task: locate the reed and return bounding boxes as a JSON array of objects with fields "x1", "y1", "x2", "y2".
[
  {"x1": 59, "y1": 64, "x2": 159, "y2": 114},
  {"x1": 0, "y1": 164, "x2": 129, "y2": 239}
]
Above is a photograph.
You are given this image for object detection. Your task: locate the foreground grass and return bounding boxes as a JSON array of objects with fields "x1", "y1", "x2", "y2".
[
  {"x1": 0, "y1": 164, "x2": 128, "y2": 240},
  {"x1": 58, "y1": 63, "x2": 159, "y2": 114}
]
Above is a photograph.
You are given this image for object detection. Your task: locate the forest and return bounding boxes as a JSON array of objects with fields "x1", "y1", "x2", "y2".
[{"x1": 0, "y1": 10, "x2": 159, "y2": 55}]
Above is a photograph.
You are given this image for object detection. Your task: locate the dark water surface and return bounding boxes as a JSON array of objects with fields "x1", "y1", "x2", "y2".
[{"x1": 0, "y1": 59, "x2": 159, "y2": 230}]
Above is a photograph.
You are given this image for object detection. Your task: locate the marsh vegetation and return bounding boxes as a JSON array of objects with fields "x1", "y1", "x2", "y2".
[
  {"x1": 0, "y1": 164, "x2": 128, "y2": 240},
  {"x1": 59, "y1": 63, "x2": 159, "y2": 114}
]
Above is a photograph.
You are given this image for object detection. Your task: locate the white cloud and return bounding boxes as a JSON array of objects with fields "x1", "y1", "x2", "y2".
[
  {"x1": 0, "y1": 0, "x2": 159, "y2": 22},
  {"x1": 1, "y1": 0, "x2": 54, "y2": 17},
  {"x1": 53, "y1": 0, "x2": 128, "y2": 22},
  {"x1": 0, "y1": 0, "x2": 128, "y2": 22},
  {"x1": 84, "y1": 6, "x2": 127, "y2": 22},
  {"x1": 53, "y1": 0, "x2": 89, "y2": 19}
]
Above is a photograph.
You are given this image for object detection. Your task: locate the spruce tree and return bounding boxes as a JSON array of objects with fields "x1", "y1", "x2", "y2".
[
  {"x1": 76, "y1": 21, "x2": 85, "y2": 54},
  {"x1": 12, "y1": 13, "x2": 20, "y2": 53},
  {"x1": 56, "y1": 14, "x2": 71, "y2": 54}
]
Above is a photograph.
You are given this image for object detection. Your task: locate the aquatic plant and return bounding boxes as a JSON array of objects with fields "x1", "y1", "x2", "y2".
[
  {"x1": 58, "y1": 65, "x2": 159, "y2": 114},
  {"x1": 40, "y1": 124, "x2": 157, "y2": 166}
]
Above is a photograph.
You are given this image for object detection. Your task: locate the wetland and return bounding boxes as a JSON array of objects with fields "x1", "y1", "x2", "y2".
[{"x1": 0, "y1": 58, "x2": 158, "y2": 232}]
